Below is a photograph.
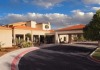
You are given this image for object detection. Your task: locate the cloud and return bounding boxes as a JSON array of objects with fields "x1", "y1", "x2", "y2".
[
  {"x1": 83, "y1": 0, "x2": 100, "y2": 4},
  {"x1": 0, "y1": 11, "x2": 94, "y2": 29},
  {"x1": 92, "y1": 7, "x2": 100, "y2": 11},
  {"x1": 0, "y1": 13, "x2": 71, "y2": 28},
  {"x1": 22, "y1": 0, "x2": 65, "y2": 8},
  {"x1": 71, "y1": 10, "x2": 94, "y2": 24}
]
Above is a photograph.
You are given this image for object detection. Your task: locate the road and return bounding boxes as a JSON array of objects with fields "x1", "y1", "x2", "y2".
[{"x1": 18, "y1": 45, "x2": 100, "y2": 70}]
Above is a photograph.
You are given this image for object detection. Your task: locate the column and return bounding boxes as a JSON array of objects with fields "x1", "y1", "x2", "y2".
[
  {"x1": 12, "y1": 29, "x2": 15, "y2": 45},
  {"x1": 31, "y1": 31, "x2": 33, "y2": 42},
  {"x1": 55, "y1": 32, "x2": 60, "y2": 44},
  {"x1": 38, "y1": 35, "x2": 40, "y2": 43},
  {"x1": 68, "y1": 34, "x2": 72, "y2": 43},
  {"x1": 23, "y1": 34, "x2": 25, "y2": 41},
  {"x1": 13, "y1": 34, "x2": 16, "y2": 45}
]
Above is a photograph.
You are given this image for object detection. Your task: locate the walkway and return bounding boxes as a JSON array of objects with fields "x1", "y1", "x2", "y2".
[{"x1": 0, "y1": 47, "x2": 39, "y2": 70}]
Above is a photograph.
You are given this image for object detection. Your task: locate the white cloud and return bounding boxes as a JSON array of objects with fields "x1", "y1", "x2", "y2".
[
  {"x1": 22, "y1": 0, "x2": 65, "y2": 8},
  {"x1": 92, "y1": 7, "x2": 100, "y2": 11},
  {"x1": 0, "y1": 11, "x2": 94, "y2": 29},
  {"x1": 0, "y1": 13, "x2": 71, "y2": 28},
  {"x1": 71, "y1": 10, "x2": 85, "y2": 16},
  {"x1": 71, "y1": 10, "x2": 94, "y2": 24},
  {"x1": 83, "y1": 0, "x2": 100, "y2": 4}
]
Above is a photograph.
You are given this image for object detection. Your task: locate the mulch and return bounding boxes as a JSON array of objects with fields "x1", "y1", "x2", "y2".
[{"x1": 0, "y1": 46, "x2": 20, "y2": 56}]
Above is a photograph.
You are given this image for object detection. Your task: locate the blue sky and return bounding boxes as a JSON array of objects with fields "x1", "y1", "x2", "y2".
[{"x1": 0, "y1": 0, "x2": 100, "y2": 29}]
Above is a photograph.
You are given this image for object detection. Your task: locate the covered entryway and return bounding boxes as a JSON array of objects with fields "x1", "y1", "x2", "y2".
[
  {"x1": 16, "y1": 34, "x2": 24, "y2": 40},
  {"x1": 40, "y1": 35, "x2": 45, "y2": 44},
  {"x1": 55, "y1": 24, "x2": 85, "y2": 44},
  {"x1": 33, "y1": 35, "x2": 39, "y2": 43},
  {"x1": 45, "y1": 35, "x2": 55, "y2": 44}
]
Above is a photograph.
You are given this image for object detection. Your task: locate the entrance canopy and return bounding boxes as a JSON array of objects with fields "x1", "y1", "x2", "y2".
[{"x1": 55, "y1": 24, "x2": 85, "y2": 44}]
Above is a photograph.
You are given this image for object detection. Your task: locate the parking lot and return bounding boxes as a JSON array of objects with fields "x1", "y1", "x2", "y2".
[{"x1": 18, "y1": 45, "x2": 100, "y2": 70}]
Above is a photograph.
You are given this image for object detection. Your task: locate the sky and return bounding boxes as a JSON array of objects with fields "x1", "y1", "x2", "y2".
[{"x1": 0, "y1": 0, "x2": 100, "y2": 29}]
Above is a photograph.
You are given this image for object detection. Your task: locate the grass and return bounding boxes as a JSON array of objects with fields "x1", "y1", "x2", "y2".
[
  {"x1": 91, "y1": 48, "x2": 100, "y2": 60},
  {"x1": 95, "y1": 48, "x2": 100, "y2": 52}
]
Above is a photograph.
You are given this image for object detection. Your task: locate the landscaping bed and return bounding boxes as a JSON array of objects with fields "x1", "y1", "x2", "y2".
[{"x1": 0, "y1": 46, "x2": 19, "y2": 57}]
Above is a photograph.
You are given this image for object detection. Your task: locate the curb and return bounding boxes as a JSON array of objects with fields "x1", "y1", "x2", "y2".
[
  {"x1": 11, "y1": 47, "x2": 39, "y2": 70},
  {"x1": 89, "y1": 48, "x2": 100, "y2": 63}
]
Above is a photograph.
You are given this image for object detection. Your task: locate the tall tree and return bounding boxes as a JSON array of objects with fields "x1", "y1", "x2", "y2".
[{"x1": 83, "y1": 9, "x2": 100, "y2": 47}]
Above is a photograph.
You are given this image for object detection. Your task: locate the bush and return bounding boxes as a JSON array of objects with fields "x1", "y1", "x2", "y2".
[
  {"x1": 15, "y1": 38, "x2": 24, "y2": 46},
  {"x1": 15, "y1": 39, "x2": 32, "y2": 48},
  {"x1": 22, "y1": 41, "x2": 32, "y2": 48}
]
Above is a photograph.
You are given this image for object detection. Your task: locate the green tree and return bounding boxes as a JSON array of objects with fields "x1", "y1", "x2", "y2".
[{"x1": 83, "y1": 9, "x2": 100, "y2": 47}]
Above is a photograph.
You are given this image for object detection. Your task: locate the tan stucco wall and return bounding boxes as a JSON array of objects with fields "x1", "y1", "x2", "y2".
[
  {"x1": 13, "y1": 29, "x2": 32, "y2": 41},
  {"x1": 36, "y1": 23, "x2": 51, "y2": 30},
  {"x1": 43, "y1": 24, "x2": 51, "y2": 30},
  {"x1": 13, "y1": 29, "x2": 51, "y2": 39},
  {"x1": 0, "y1": 29, "x2": 12, "y2": 48},
  {"x1": 32, "y1": 30, "x2": 49, "y2": 35},
  {"x1": 14, "y1": 29, "x2": 32, "y2": 34},
  {"x1": 26, "y1": 21, "x2": 37, "y2": 28},
  {"x1": 14, "y1": 29, "x2": 49, "y2": 35},
  {"x1": 36, "y1": 24, "x2": 43, "y2": 29}
]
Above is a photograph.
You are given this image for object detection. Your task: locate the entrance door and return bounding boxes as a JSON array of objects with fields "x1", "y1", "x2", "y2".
[{"x1": 46, "y1": 35, "x2": 55, "y2": 44}]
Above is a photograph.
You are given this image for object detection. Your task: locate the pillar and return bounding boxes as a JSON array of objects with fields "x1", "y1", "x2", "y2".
[
  {"x1": 31, "y1": 31, "x2": 33, "y2": 42},
  {"x1": 23, "y1": 34, "x2": 25, "y2": 41},
  {"x1": 55, "y1": 32, "x2": 60, "y2": 44},
  {"x1": 68, "y1": 34, "x2": 72, "y2": 43},
  {"x1": 13, "y1": 34, "x2": 16, "y2": 45}
]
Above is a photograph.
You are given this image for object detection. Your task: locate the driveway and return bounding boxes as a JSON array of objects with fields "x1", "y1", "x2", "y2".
[{"x1": 18, "y1": 45, "x2": 100, "y2": 70}]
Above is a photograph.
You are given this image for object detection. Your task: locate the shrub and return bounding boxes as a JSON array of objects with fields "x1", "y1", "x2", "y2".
[{"x1": 22, "y1": 41, "x2": 32, "y2": 48}]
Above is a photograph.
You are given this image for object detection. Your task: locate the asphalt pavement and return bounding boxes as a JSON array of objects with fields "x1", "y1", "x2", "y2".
[{"x1": 18, "y1": 45, "x2": 100, "y2": 70}]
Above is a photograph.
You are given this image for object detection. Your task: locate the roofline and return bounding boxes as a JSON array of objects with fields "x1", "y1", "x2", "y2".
[
  {"x1": 56, "y1": 24, "x2": 85, "y2": 31},
  {"x1": 0, "y1": 26, "x2": 12, "y2": 30}
]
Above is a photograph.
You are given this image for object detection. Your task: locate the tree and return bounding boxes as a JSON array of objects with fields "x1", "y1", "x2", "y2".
[{"x1": 83, "y1": 9, "x2": 100, "y2": 47}]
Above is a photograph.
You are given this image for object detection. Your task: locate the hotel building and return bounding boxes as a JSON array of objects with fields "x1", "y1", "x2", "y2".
[{"x1": 0, "y1": 21, "x2": 85, "y2": 48}]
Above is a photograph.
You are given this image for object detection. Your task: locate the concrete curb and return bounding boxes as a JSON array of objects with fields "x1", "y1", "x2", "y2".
[
  {"x1": 89, "y1": 48, "x2": 100, "y2": 63},
  {"x1": 11, "y1": 47, "x2": 39, "y2": 70}
]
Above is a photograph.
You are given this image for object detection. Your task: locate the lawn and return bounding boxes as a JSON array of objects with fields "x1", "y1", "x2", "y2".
[{"x1": 91, "y1": 48, "x2": 100, "y2": 60}]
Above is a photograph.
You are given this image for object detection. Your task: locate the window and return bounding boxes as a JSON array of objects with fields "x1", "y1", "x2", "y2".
[{"x1": 45, "y1": 25, "x2": 49, "y2": 29}]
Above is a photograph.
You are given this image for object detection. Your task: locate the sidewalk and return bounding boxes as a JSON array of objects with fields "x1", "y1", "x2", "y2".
[{"x1": 0, "y1": 47, "x2": 39, "y2": 70}]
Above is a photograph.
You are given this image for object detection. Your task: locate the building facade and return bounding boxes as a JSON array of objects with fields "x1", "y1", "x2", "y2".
[
  {"x1": 0, "y1": 20, "x2": 85, "y2": 47},
  {"x1": 6, "y1": 21, "x2": 55, "y2": 46},
  {"x1": 55, "y1": 24, "x2": 85, "y2": 44},
  {"x1": 0, "y1": 26, "x2": 12, "y2": 48}
]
